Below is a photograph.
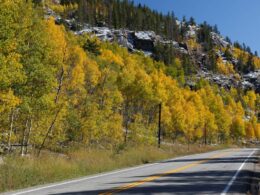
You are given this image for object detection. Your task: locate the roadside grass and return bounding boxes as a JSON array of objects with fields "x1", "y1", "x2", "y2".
[{"x1": 0, "y1": 144, "x2": 230, "y2": 192}]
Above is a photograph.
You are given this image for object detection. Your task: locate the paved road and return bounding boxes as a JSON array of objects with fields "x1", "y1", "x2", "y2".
[{"x1": 3, "y1": 148, "x2": 258, "y2": 195}]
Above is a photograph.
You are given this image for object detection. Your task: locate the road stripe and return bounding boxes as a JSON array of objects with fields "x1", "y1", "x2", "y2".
[
  {"x1": 221, "y1": 149, "x2": 256, "y2": 195},
  {"x1": 100, "y1": 151, "x2": 232, "y2": 195}
]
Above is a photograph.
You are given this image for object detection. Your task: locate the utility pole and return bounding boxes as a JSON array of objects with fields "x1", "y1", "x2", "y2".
[
  {"x1": 204, "y1": 127, "x2": 207, "y2": 145},
  {"x1": 158, "y1": 103, "x2": 162, "y2": 148}
]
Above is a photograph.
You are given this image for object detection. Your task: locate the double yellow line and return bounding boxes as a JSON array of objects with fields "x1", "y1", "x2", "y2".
[{"x1": 100, "y1": 151, "x2": 232, "y2": 195}]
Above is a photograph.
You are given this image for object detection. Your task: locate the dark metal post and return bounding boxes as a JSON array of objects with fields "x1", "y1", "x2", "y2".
[
  {"x1": 158, "y1": 103, "x2": 162, "y2": 148},
  {"x1": 204, "y1": 127, "x2": 207, "y2": 145}
]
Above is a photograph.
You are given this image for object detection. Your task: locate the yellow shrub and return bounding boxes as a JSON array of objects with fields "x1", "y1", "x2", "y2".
[
  {"x1": 253, "y1": 56, "x2": 260, "y2": 69},
  {"x1": 187, "y1": 38, "x2": 200, "y2": 50},
  {"x1": 217, "y1": 58, "x2": 235, "y2": 75}
]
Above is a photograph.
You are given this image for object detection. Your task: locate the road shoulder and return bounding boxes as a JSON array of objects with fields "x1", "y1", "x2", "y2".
[{"x1": 250, "y1": 149, "x2": 260, "y2": 195}]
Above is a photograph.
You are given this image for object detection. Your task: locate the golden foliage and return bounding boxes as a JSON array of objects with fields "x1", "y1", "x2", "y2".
[
  {"x1": 216, "y1": 58, "x2": 235, "y2": 75},
  {"x1": 0, "y1": 1, "x2": 258, "y2": 152},
  {"x1": 253, "y1": 56, "x2": 260, "y2": 69},
  {"x1": 187, "y1": 38, "x2": 200, "y2": 50},
  {"x1": 0, "y1": 90, "x2": 21, "y2": 113},
  {"x1": 100, "y1": 49, "x2": 124, "y2": 66}
]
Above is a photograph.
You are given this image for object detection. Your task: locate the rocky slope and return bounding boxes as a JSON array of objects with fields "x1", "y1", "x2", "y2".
[{"x1": 46, "y1": 8, "x2": 260, "y2": 93}]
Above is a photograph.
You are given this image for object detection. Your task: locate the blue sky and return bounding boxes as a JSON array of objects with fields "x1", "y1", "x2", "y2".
[{"x1": 133, "y1": 0, "x2": 260, "y2": 54}]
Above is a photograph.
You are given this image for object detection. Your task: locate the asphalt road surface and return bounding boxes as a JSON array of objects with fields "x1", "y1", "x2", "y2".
[{"x1": 3, "y1": 148, "x2": 258, "y2": 195}]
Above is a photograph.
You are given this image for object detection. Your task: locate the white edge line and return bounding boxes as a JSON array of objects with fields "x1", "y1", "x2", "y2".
[
  {"x1": 221, "y1": 149, "x2": 257, "y2": 195},
  {"x1": 6, "y1": 148, "x2": 234, "y2": 195},
  {"x1": 9, "y1": 162, "x2": 159, "y2": 195}
]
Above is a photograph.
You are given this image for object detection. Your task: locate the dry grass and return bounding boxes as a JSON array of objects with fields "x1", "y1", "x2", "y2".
[{"x1": 0, "y1": 144, "x2": 229, "y2": 192}]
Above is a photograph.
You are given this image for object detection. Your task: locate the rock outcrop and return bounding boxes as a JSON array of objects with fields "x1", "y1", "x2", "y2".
[
  {"x1": 76, "y1": 26, "x2": 189, "y2": 55},
  {"x1": 211, "y1": 32, "x2": 230, "y2": 48},
  {"x1": 193, "y1": 70, "x2": 260, "y2": 92}
]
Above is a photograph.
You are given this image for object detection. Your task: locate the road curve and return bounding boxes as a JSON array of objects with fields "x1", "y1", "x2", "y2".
[{"x1": 2, "y1": 148, "x2": 258, "y2": 195}]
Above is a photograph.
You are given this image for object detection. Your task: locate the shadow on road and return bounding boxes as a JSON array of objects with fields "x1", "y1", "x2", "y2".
[{"x1": 50, "y1": 153, "x2": 259, "y2": 195}]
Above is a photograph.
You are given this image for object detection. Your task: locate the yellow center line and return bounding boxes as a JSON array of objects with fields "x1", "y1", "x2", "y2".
[{"x1": 99, "y1": 150, "x2": 234, "y2": 195}]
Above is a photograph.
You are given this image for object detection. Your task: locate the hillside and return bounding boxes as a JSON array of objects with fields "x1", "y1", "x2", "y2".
[
  {"x1": 48, "y1": 0, "x2": 260, "y2": 93},
  {"x1": 0, "y1": 0, "x2": 259, "y2": 155}
]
